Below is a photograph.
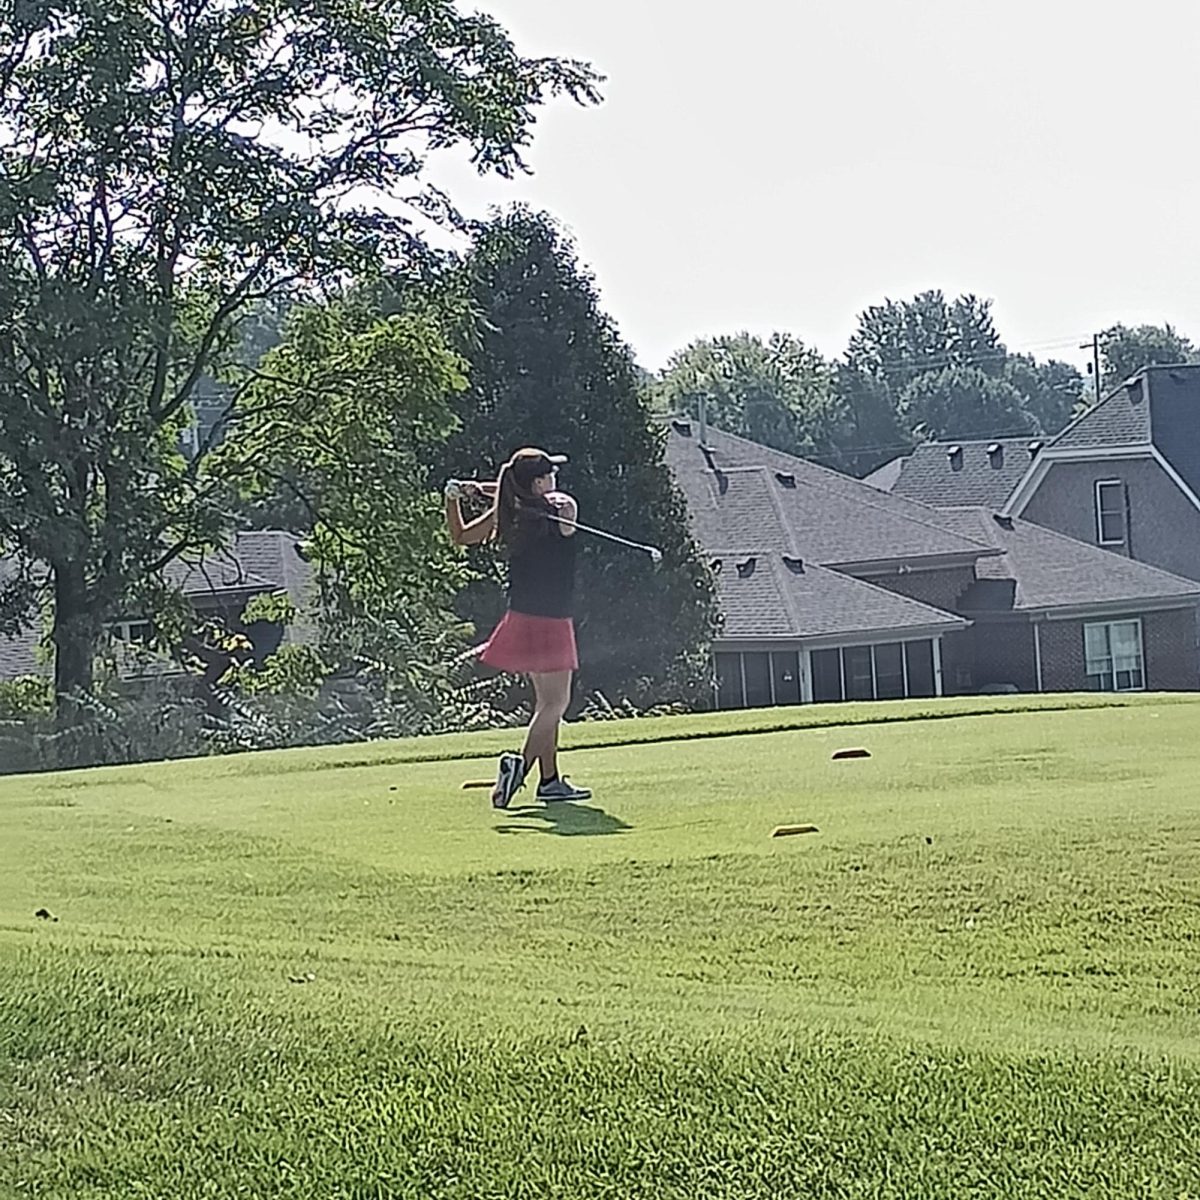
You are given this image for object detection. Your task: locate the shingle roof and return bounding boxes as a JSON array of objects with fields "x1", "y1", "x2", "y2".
[
  {"x1": 665, "y1": 421, "x2": 992, "y2": 567},
  {"x1": 711, "y1": 553, "x2": 967, "y2": 641},
  {"x1": 1049, "y1": 381, "x2": 1152, "y2": 450},
  {"x1": 865, "y1": 438, "x2": 1043, "y2": 510},
  {"x1": 935, "y1": 508, "x2": 1200, "y2": 613}
]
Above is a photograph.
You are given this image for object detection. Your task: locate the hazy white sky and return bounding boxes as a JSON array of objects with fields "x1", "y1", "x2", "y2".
[{"x1": 429, "y1": 0, "x2": 1200, "y2": 375}]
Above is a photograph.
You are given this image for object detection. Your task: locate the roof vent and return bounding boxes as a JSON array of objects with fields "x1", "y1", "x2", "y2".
[
  {"x1": 701, "y1": 445, "x2": 717, "y2": 471},
  {"x1": 1126, "y1": 378, "x2": 1146, "y2": 403},
  {"x1": 1027, "y1": 440, "x2": 1043, "y2": 458},
  {"x1": 992, "y1": 514, "x2": 1014, "y2": 531},
  {"x1": 670, "y1": 418, "x2": 692, "y2": 436},
  {"x1": 947, "y1": 444, "x2": 964, "y2": 472},
  {"x1": 782, "y1": 555, "x2": 804, "y2": 573},
  {"x1": 987, "y1": 442, "x2": 1003, "y2": 469},
  {"x1": 710, "y1": 559, "x2": 723, "y2": 575},
  {"x1": 736, "y1": 557, "x2": 757, "y2": 579},
  {"x1": 775, "y1": 471, "x2": 796, "y2": 488}
]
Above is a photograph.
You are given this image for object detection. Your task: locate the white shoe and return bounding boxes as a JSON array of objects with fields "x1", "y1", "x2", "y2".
[
  {"x1": 491, "y1": 753, "x2": 527, "y2": 809},
  {"x1": 537, "y1": 777, "x2": 591, "y2": 802}
]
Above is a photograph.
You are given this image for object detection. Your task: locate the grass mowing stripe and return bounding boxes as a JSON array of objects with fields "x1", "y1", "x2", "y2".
[
  {"x1": 5, "y1": 692, "x2": 1199, "y2": 788},
  {"x1": 4, "y1": 700, "x2": 1200, "y2": 1197}
]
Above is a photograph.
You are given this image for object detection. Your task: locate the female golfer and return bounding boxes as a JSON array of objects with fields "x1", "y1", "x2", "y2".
[{"x1": 445, "y1": 447, "x2": 591, "y2": 809}]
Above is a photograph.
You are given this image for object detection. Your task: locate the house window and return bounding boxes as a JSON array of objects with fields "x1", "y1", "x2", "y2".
[
  {"x1": 811, "y1": 640, "x2": 939, "y2": 705},
  {"x1": 742, "y1": 652, "x2": 772, "y2": 708},
  {"x1": 1095, "y1": 480, "x2": 1127, "y2": 546},
  {"x1": 904, "y1": 641, "x2": 936, "y2": 697},
  {"x1": 811, "y1": 648, "x2": 843, "y2": 704},
  {"x1": 772, "y1": 651, "x2": 801, "y2": 706},
  {"x1": 1084, "y1": 619, "x2": 1145, "y2": 692},
  {"x1": 109, "y1": 620, "x2": 153, "y2": 646},
  {"x1": 714, "y1": 652, "x2": 743, "y2": 709},
  {"x1": 713, "y1": 640, "x2": 942, "y2": 709}
]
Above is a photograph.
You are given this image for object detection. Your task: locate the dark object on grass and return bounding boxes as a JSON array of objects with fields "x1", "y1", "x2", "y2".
[
  {"x1": 925, "y1": 836, "x2": 933, "y2": 845},
  {"x1": 832, "y1": 747, "x2": 871, "y2": 760},
  {"x1": 772, "y1": 824, "x2": 819, "y2": 838},
  {"x1": 34, "y1": 908, "x2": 58, "y2": 922}
]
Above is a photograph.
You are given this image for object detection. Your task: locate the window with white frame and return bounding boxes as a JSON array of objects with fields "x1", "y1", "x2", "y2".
[
  {"x1": 1084, "y1": 619, "x2": 1145, "y2": 692},
  {"x1": 1095, "y1": 480, "x2": 1127, "y2": 546},
  {"x1": 108, "y1": 620, "x2": 153, "y2": 646}
]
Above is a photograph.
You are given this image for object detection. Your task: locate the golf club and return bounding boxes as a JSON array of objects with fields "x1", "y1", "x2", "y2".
[{"x1": 543, "y1": 511, "x2": 663, "y2": 563}]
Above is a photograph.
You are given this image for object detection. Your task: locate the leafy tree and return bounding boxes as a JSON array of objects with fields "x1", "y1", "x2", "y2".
[
  {"x1": 1099, "y1": 323, "x2": 1196, "y2": 390},
  {"x1": 836, "y1": 290, "x2": 1083, "y2": 470},
  {"x1": 901, "y1": 366, "x2": 1034, "y2": 441},
  {"x1": 427, "y1": 208, "x2": 719, "y2": 708},
  {"x1": 0, "y1": 0, "x2": 599, "y2": 738},
  {"x1": 652, "y1": 333, "x2": 842, "y2": 462},
  {"x1": 1003, "y1": 354, "x2": 1083, "y2": 435},
  {"x1": 844, "y1": 291, "x2": 1007, "y2": 395}
]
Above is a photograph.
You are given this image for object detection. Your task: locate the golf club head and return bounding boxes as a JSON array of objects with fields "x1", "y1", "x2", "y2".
[{"x1": 648, "y1": 548, "x2": 663, "y2": 565}]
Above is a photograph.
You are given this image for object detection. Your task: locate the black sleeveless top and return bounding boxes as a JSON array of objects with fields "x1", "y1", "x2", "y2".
[{"x1": 507, "y1": 520, "x2": 577, "y2": 619}]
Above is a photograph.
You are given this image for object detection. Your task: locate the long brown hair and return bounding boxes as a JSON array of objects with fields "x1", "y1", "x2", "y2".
[{"x1": 494, "y1": 447, "x2": 556, "y2": 548}]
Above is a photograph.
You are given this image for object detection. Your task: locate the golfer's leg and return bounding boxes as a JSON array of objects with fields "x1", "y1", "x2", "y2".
[
  {"x1": 533, "y1": 671, "x2": 572, "y2": 781},
  {"x1": 521, "y1": 674, "x2": 552, "y2": 777}
]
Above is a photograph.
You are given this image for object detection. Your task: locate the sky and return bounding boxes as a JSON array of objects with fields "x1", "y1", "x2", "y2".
[{"x1": 427, "y1": 0, "x2": 1200, "y2": 376}]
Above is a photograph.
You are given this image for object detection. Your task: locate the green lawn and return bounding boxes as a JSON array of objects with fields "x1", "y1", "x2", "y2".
[{"x1": 3, "y1": 696, "x2": 1200, "y2": 1198}]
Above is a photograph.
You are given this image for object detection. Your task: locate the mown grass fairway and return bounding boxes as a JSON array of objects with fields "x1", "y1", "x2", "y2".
[{"x1": 3, "y1": 696, "x2": 1200, "y2": 1198}]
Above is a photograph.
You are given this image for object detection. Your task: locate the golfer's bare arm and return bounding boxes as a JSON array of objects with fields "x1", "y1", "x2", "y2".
[
  {"x1": 548, "y1": 491, "x2": 578, "y2": 536},
  {"x1": 446, "y1": 484, "x2": 497, "y2": 546}
]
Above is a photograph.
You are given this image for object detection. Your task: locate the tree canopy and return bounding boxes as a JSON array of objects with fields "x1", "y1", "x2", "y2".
[
  {"x1": 1099, "y1": 323, "x2": 1196, "y2": 390},
  {"x1": 0, "y1": 0, "x2": 599, "y2": 735},
  {"x1": 652, "y1": 333, "x2": 841, "y2": 463}
]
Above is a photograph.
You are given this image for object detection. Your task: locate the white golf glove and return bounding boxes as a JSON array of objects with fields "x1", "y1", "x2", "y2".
[{"x1": 444, "y1": 479, "x2": 465, "y2": 501}]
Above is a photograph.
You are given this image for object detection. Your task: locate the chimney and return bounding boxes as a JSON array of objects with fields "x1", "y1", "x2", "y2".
[
  {"x1": 698, "y1": 392, "x2": 708, "y2": 447},
  {"x1": 987, "y1": 442, "x2": 1003, "y2": 469}
]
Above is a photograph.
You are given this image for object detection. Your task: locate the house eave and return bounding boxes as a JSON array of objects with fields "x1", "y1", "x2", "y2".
[
  {"x1": 965, "y1": 596, "x2": 1200, "y2": 622},
  {"x1": 715, "y1": 620, "x2": 971, "y2": 651}
]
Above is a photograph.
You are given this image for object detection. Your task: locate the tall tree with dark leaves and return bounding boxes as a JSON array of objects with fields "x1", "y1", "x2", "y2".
[
  {"x1": 651, "y1": 333, "x2": 842, "y2": 464},
  {"x1": 0, "y1": 0, "x2": 599, "y2": 739},
  {"x1": 1099, "y1": 324, "x2": 1196, "y2": 391},
  {"x1": 433, "y1": 208, "x2": 719, "y2": 709},
  {"x1": 836, "y1": 290, "x2": 1081, "y2": 470}
]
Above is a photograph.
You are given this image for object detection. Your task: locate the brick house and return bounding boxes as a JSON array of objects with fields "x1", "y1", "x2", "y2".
[
  {"x1": 869, "y1": 364, "x2": 1200, "y2": 583},
  {"x1": 665, "y1": 417, "x2": 1200, "y2": 708}
]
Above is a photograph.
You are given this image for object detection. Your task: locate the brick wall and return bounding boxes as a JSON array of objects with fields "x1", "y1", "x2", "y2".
[
  {"x1": 1023, "y1": 458, "x2": 1200, "y2": 582},
  {"x1": 868, "y1": 566, "x2": 976, "y2": 612},
  {"x1": 1038, "y1": 608, "x2": 1199, "y2": 692}
]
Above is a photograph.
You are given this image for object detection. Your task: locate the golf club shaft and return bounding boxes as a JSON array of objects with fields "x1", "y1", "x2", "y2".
[{"x1": 543, "y1": 512, "x2": 660, "y2": 557}]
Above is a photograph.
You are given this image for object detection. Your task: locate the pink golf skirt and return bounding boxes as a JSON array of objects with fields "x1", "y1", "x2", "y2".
[{"x1": 477, "y1": 610, "x2": 578, "y2": 675}]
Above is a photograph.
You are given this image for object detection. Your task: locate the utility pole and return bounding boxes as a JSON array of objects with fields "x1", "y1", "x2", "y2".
[{"x1": 1080, "y1": 334, "x2": 1101, "y2": 405}]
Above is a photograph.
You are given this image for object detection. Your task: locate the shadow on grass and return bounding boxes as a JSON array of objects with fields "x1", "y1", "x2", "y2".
[{"x1": 494, "y1": 803, "x2": 632, "y2": 838}]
